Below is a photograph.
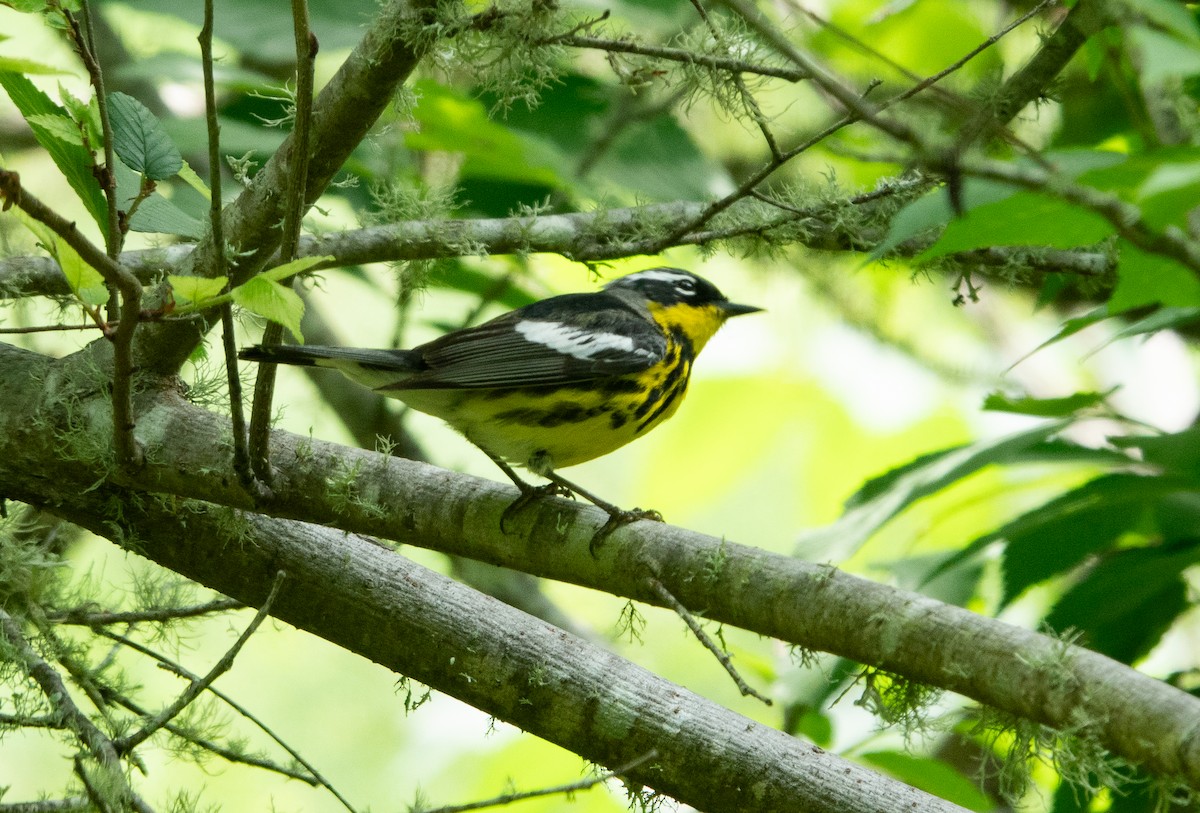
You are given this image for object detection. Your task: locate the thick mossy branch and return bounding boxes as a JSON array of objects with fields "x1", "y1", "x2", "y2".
[{"x1": 0, "y1": 342, "x2": 1197, "y2": 790}]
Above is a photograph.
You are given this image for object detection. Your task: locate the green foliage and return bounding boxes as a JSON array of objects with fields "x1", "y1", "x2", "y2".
[{"x1": 0, "y1": 70, "x2": 108, "y2": 232}]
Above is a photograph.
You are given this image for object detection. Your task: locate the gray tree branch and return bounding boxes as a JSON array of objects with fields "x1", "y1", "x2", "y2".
[{"x1": 0, "y1": 342, "x2": 1196, "y2": 790}]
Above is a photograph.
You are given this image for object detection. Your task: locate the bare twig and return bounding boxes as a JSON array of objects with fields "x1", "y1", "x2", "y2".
[
  {"x1": 49, "y1": 597, "x2": 244, "y2": 626},
  {"x1": 650, "y1": 1, "x2": 1057, "y2": 251},
  {"x1": 98, "y1": 624, "x2": 358, "y2": 813},
  {"x1": 248, "y1": 0, "x2": 319, "y2": 483},
  {"x1": 416, "y1": 750, "x2": 659, "y2": 813},
  {"x1": 648, "y1": 578, "x2": 772, "y2": 706},
  {"x1": 114, "y1": 571, "x2": 286, "y2": 753},
  {"x1": 199, "y1": 0, "x2": 257, "y2": 494},
  {"x1": 546, "y1": 34, "x2": 807, "y2": 81},
  {"x1": 0, "y1": 609, "x2": 127, "y2": 790},
  {"x1": 105, "y1": 687, "x2": 322, "y2": 786}
]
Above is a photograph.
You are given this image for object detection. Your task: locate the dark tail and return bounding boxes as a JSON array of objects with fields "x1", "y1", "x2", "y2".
[{"x1": 238, "y1": 344, "x2": 421, "y2": 372}]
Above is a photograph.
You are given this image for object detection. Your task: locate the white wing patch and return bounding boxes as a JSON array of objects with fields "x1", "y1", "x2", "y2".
[{"x1": 515, "y1": 320, "x2": 655, "y2": 361}]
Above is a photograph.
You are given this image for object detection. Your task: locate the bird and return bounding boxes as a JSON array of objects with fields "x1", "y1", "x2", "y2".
[{"x1": 239, "y1": 267, "x2": 761, "y2": 548}]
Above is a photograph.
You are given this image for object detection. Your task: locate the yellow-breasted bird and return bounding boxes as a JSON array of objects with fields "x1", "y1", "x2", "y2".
[{"x1": 239, "y1": 267, "x2": 761, "y2": 544}]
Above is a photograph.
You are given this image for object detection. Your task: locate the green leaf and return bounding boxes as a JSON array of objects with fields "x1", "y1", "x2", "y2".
[
  {"x1": 982, "y1": 389, "x2": 1113, "y2": 417},
  {"x1": 860, "y1": 752, "x2": 993, "y2": 812},
  {"x1": 107, "y1": 91, "x2": 183, "y2": 180},
  {"x1": 24, "y1": 113, "x2": 83, "y2": 145},
  {"x1": 232, "y1": 276, "x2": 305, "y2": 343},
  {"x1": 128, "y1": 194, "x2": 206, "y2": 239},
  {"x1": 406, "y1": 81, "x2": 564, "y2": 189},
  {"x1": 54, "y1": 235, "x2": 108, "y2": 306},
  {"x1": 176, "y1": 160, "x2": 212, "y2": 202},
  {"x1": 168, "y1": 275, "x2": 228, "y2": 305},
  {"x1": 870, "y1": 179, "x2": 1013, "y2": 260},
  {"x1": 1003, "y1": 307, "x2": 1109, "y2": 371},
  {"x1": 795, "y1": 422, "x2": 1096, "y2": 561},
  {"x1": 1135, "y1": 0, "x2": 1200, "y2": 41},
  {"x1": 0, "y1": 56, "x2": 68, "y2": 75},
  {"x1": 1112, "y1": 427, "x2": 1200, "y2": 479},
  {"x1": 997, "y1": 473, "x2": 1190, "y2": 606},
  {"x1": 1046, "y1": 545, "x2": 1200, "y2": 663},
  {"x1": 0, "y1": 71, "x2": 108, "y2": 233},
  {"x1": 260, "y1": 255, "x2": 331, "y2": 284},
  {"x1": 426, "y1": 265, "x2": 540, "y2": 313},
  {"x1": 918, "y1": 191, "x2": 1114, "y2": 260},
  {"x1": 1109, "y1": 239, "x2": 1200, "y2": 311}
]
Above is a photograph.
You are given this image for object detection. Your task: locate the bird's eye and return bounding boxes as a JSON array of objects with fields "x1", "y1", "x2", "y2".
[{"x1": 676, "y1": 278, "x2": 696, "y2": 294}]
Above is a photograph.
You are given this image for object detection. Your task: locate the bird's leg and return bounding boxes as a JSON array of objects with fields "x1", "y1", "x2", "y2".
[
  {"x1": 484, "y1": 453, "x2": 574, "y2": 532},
  {"x1": 541, "y1": 470, "x2": 663, "y2": 556}
]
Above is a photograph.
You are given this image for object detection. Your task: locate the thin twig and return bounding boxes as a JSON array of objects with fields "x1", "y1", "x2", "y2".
[
  {"x1": 647, "y1": 578, "x2": 772, "y2": 706},
  {"x1": 416, "y1": 750, "x2": 659, "y2": 813},
  {"x1": 0, "y1": 608, "x2": 126, "y2": 782},
  {"x1": 97, "y1": 624, "x2": 358, "y2": 813},
  {"x1": 547, "y1": 34, "x2": 807, "y2": 81},
  {"x1": 63, "y1": 3, "x2": 121, "y2": 258},
  {"x1": 200, "y1": 0, "x2": 257, "y2": 494},
  {"x1": 105, "y1": 687, "x2": 322, "y2": 785},
  {"x1": 114, "y1": 571, "x2": 286, "y2": 753},
  {"x1": 247, "y1": 0, "x2": 319, "y2": 483},
  {"x1": 49, "y1": 597, "x2": 244, "y2": 626}
]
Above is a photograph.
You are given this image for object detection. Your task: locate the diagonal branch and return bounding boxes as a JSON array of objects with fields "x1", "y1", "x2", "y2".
[{"x1": 0, "y1": 343, "x2": 1196, "y2": 788}]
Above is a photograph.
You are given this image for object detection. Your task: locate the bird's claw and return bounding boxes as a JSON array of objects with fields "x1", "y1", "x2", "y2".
[
  {"x1": 588, "y1": 507, "x2": 663, "y2": 557},
  {"x1": 499, "y1": 482, "x2": 574, "y2": 532}
]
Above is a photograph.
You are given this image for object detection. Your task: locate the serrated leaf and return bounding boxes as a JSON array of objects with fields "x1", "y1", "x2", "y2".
[
  {"x1": 25, "y1": 113, "x2": 83, "y2": 145},
  {"x1": 982, "y1": 389, "x2": 1112, "y2": 417},
  {"x1": 997, "y1": 473, "x2": 1190, "y2": 605},
  {"x1": 1046, "y1": 545, "x2": 1200, "y2": 663},
  {"x1": 232, "y1": 276, "x2": 305, "y2": 342},
  {"x1": 107, "y1": 91, "x2": 183, "y2": 180},
  {"x1": 0, "y1": 71, "x2": 107, "y2": 232},
  {"x1": 169, "y1": 275, "x2": 228, "y2": 305}
]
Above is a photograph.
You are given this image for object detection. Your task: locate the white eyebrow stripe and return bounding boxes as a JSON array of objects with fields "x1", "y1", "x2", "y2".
[
  {"x1": 515, "y1": 320, "x2": 656, "y2": 360},
  {"x1": 620, "y1": 269, "x2": 697, "y2": 293}
]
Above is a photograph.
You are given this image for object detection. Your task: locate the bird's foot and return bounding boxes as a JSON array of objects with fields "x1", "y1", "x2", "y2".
[
  {"x1": 589, "y1": 506, "x2": 663, "y2": 557},
  {"x1": 500, "y1": 481, "x2": 574, "y2": 533}
]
